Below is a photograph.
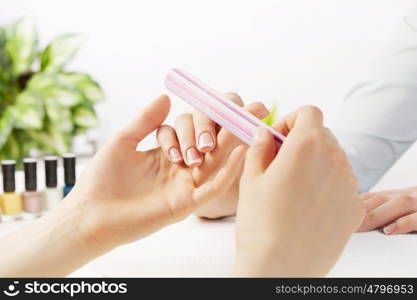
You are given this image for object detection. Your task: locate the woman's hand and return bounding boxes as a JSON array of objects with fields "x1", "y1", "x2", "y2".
[
  {"x1": 232, "y1": 106, "x2": 364, "y2": 277},
  {"x1": 64, "y1": 95, "x2": 247, "y2": 253},
  {"x1": 0, "y1": 95, "x2": 246, "y2": 277},
  {"x1": 357, "y1": 186, "x2": 417, "y2": 234},
  {"x1": 157, "y1": 92, "x2": 269, "y2": 218}
]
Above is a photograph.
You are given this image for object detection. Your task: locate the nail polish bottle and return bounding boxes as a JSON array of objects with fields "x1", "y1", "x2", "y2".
[
  {"x1": 22, "y1": 158, "x2": 44, "y2": 219},
  {"x1": 63, "y1": 153, "x2": 76, "y2": 197},
  {"x1": 44, "y1": 156, "x2": 61, "y2": 210},
  {"x1": 1, "y1": 160, "x2": 22, "y2": 221}
]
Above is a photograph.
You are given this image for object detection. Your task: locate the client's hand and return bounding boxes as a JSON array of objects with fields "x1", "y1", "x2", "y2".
[
  {"x1": 357, "y1": 186, "x2": 417, "y2": 234},
  {"x1": 64, "y1": 95, "x2": 246, "y2": 252},
  {"x1": 233, "y1": 106, "x2": 364, "y2": 277},
  {"x1": 157, "y1": 92, "x2": 269, "y2": 218},
  {"x1": 0, "y1": 95, "x2": 246, "y2": 277}
]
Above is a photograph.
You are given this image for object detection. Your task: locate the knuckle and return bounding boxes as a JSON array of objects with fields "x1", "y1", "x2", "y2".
[
  {"x1": 300, "y1": 128, "x2": 321, "y2": 146},
  {"x1": 374, "y1": 194, "x2": 388, "y2": 202},
  {"x1": 366, "y1": 211, "x2": 376, "y2": 224},
  {"x1": 398, "y1": 195, "x2": 417, "y2": 209},
  {"x1": 250, "y1": 140, "x2": 268, "y2": 153},
  {"x1": 175, "y1": 113, "x2": 192, "y2": 126},
  {"x1": 247, "y1": 102, "x2": 268, "y2": 116},
  {"x1": 300, "y1": 105, "x2": 323, "y2": 119},
  {"x1": 225, "y1": 92, "x2": 243, "y2": 105},
  {"x1": 157, "y1": 124, "x2": 171, "y2": 135},
  {"x1": 396, "y1": 217, "x2": 413, "y2": 232}
]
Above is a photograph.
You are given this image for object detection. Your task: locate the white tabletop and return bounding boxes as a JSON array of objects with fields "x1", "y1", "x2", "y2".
[{"x1": 1, "y1": 144, "x2": 417, "y2": 277}]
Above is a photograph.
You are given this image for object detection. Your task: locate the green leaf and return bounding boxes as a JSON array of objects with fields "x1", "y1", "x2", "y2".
[
  {"x1": 27, "y1": 73, "x2": 57, "y2": 90},
  {"x1": 5, "y1": 17, "x2": 38, "y2": 76},
  {"x1": 72, "y1": 105, "x2": 99, "y2": 128},
  {"x1": 0, "y1": 131, "x2": 20, "y2": 162},
  {"x1": 0, "y1": 27, "x2": 12, "y2": 83},
  {"x1": 59, "y1": 73, "x2": 105, "y2": 102},
  {"x1": 13, "y1": 90, "x2": 44, "y2": 129},
  {"x1": 41, "y1": 34, "x2": 84, "y2": 73},
  {"x1": 0, "y1": 108, "x2": 15, "y2": 149},
  {"x1": 50, "y1": 129, "x2": 71, "y2": 153},
  {"x1": 26, "y1": 129, "x2": 70, "y2": 154},
  {"x1": 45, "y1": 98, "x2": 73, "y2": 132},
  {"x1": 45, "y1": 86, "x2": 83, "y2": 107},
  {"x1": 263, "y1": 105, "x2": 277, "y2": 126}
]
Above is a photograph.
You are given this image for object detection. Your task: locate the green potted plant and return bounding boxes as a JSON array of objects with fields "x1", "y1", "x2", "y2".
[{"x1": 0, "y1": 17, "x2": 104, "y2": 166}]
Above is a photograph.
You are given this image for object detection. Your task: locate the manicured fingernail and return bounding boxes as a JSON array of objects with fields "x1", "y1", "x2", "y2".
[
  {"x1": 383, "y1": 223, "x2": 397, "y2": 235},
  {"x1": 169, "y1": 148, "x2": 182, "y2": 162},
  {"x1": 198, "y1": 132, "x2": 214, "y2": 149},
  {"x1": 186, "y1": 148, "x2": 202, "y2": 165}
]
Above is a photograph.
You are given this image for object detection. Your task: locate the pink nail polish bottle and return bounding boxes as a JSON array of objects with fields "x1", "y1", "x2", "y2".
[{"x1": 22, "y1": 158, "x2": 44, "y2": 219}]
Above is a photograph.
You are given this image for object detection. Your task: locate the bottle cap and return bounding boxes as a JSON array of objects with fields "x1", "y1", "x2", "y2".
[
  {"x1": 44, "y1": 156, "x2": 58, "y2": 188},
  {"x1": 63, "y1": 153, "x2": 76, "y2": 185},
  {"x1": 23, "y1": 158, "x2": 37, "y2": 191},
  {"x1": 1, "y1": 160, "x2": 16, "y2": 192}
]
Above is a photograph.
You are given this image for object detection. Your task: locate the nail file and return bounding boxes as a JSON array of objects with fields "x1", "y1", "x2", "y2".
[{"x1": 165, "y1": 68, "x2": 285, "y2": 145}]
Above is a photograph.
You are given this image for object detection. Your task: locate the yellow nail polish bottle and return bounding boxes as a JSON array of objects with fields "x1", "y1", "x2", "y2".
[{"x1": 1, "y1": 160, "x2": 22, "y2": 221}]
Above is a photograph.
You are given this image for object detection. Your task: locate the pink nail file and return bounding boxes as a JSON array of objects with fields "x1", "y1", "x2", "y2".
[{"x1": 165, "y1": 68, "x2": 285, "y2": 145}]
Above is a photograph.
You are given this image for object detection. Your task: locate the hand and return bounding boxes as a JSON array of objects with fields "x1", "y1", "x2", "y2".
[
  {"x1": 357, "y1": 186, "x2": 417, "y2": 234},
  {"x1": 63, "y1": 95, "x2": 246, "y2": 253},
  {"x1": 157, "y1": 92, "x2": 269, "y2": 218},
  {"x1": 232, "y1": 106, "x2": 364, "y2": 277}
]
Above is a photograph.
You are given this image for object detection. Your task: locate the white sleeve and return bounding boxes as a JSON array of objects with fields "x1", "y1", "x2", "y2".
[{"x1": 332, "y1": 3, "x2": 417, "y2": 192}]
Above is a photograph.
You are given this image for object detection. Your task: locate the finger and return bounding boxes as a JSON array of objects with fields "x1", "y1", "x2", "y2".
[
  {"x1": 217, "y1": 101, "x2": 269, "y2": 148},
  {"x1": 357, "y1": 196, "x2": 417, "y2": 232},
  {"x1": 273, "y1": 105, "x2": 323, "y2": 137},
  {"x1": 359, "y1": 192, "x2": 377, "y2": 201},
  {"x1": 243, "y1": 127, "x2": 277, "y2": 176},
  {"x1": 175, "y1": 113, "x2": 202, "y2": 167},
  {"x1": 362, "y1": 194, "x2": 390, "y2": 213},
  {"x1": 225, "y1": 92, "x2": 244, "y2": 106},
  {"x1": 193, "y1": 110, "x2": 216, "y2": 153},
  {"x1": 323, "y1": 127, "x2": 340, "y2": 147},
  {"x1": 193, "y1": 145, "x2": 247, "y2": 205},
  {"x1": 116, "y1": 95, "x2": 170, "y2": 147},
  {"x1": 193, "y1": 92, "x2": 245, "y2": 153},
  {"x1": 383, "y1": 212, "x2": 417, "y2": 235},
  {"x1": 156, "y1": 125, "x2": 183, "y2": 163}
]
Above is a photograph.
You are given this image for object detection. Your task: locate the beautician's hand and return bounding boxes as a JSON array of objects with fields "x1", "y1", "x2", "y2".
[
  {"x1": 157, "y1": 92, "x2": 269, "y2": 218},
  {"x1": 357, "y1": 186, "x2": 417, "y2": 234},
  {"x1": 232, "y1": 106, "x2": 364, "y2": 277}
]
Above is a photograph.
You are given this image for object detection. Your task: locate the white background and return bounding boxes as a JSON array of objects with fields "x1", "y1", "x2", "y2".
[{"x1": 1, "y1": 0, "x2": 415, "y2": 138}]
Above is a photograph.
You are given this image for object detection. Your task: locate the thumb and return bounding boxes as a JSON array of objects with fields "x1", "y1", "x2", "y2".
[
  {"x1": 116, "y1": 95, "x2": 171, "y2": 146},
  {"x1": 243, "y1": 127, "x2": 277, "y2": 176}
]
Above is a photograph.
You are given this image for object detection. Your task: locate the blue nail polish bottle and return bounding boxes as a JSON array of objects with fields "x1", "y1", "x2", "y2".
[{"x1": 63, "y1": 153, "x2": 76, "y2": 197}]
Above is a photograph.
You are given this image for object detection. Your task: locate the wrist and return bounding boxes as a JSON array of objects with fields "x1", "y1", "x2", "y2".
[
  {"x1": 232, "y1": 239, "x2": 323, "y2": 277},
  {"x1": 0, "y1": 195, "x2": 107, "y2": 277},
  {"x1": 232, "y1": 245, "x2": 290, "y2": 277},
  {"x1": 46, "y1": 195, "x2": 110, "y2": 263}
]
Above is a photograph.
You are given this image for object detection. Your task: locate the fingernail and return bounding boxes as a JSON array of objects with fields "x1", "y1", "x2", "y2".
[
  {"x1": 383, "y1": 223, "x2": 397, "y2": 235},
  {"x1": 198, "y1": 132, "x2": 214, "y2": 149},
  {"x1": 169, "y1": 148, "x2": 182, "y2": 162},
  {"x1": 186, "y1": 148, "x2": 202, "y2": 165}
]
